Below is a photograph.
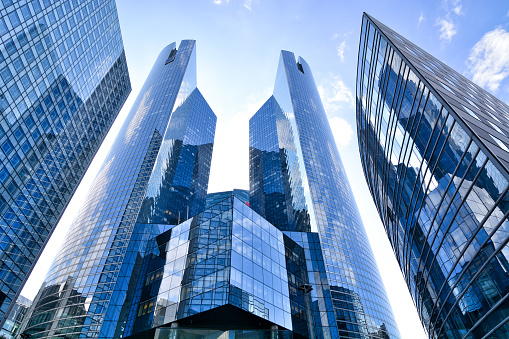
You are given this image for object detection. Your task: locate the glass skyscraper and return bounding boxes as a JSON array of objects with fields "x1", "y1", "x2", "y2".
[
  {"x1": 109, "y1": 190, "x2": 338, "y2": 339},
  {"x1": 0, "y1": 0, "x2": 130, "y2": 327},
  {"x1": 22, "y1": 40, "x2": 217, "y2": 338},
  {"x1": 250, "y1": 50, "x2": 400, "y2": 338},
  {"x1": 357, "y1": 13, "x2": 509, "y2": 338}
]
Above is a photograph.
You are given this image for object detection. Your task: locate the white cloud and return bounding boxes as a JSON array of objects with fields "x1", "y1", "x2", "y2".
[
  {"x1": 435, "y1": 0, "x2": 462, "y2": 43},
  {"x1": 453, "y1": 4, "x2": 463, "y2": 15},
  {"x1": 318, "y1": 76, "x2": 355, "y2": 114},
  {"x1": 244, "y1": 0, "x2": 253, "y2": 10},
  {"x1": 207, "y1": 89, "x2": 271, "y2": 193},
  {"x1": 418, "y1": 11, "x2": 425, "y2": 26},
  {"x1": 467, "y1": 27, "x2": 509, "y2": 92},
  {"x1": 436, "y1": 17, "x2": 457, "y2": 42},
  {"x1": 213, "y1": 0, "x2": 229, "y2": 4},
  {"x1": 329, "y1": 117, "x2": 354, "y2": 147},
  {"x1": 337, "y1": 40, "x2": 347, "y2": 62},
  {"x1": 334, "y1": 32, "x2": 351, "y2": 62}
]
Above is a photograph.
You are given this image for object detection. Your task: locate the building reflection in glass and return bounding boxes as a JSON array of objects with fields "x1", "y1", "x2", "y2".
[
  {"x1": 0, "y1": 0, "x2": 131, "y2": 325},
  {"x1": 250, "y1": 50, "x2": 400, "y2": 338},
  {"x1": 357, "y1": 13, "x2": 509, "y2": 338},
  {"x1": 22, "y1": 40, "x2": 216, "y2": 339}
]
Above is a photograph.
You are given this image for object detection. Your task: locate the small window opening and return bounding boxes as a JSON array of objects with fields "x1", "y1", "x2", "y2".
[
  {"x1": 165, "y1": 48, "x2": 177, "y2": 64},
  {"x1": 297, "y1": 62, "x2": 304, "y2": 74}
]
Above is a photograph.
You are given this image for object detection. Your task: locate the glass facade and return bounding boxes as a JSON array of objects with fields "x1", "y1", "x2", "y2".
[
  {"x1": 0, "y1": 295, "x2": 31, "y2": 338},
  {"x1": 250, "y1": 51, "x2": 399, "y2": 338},
  {"x1": 0, "y1": 0, "x2": 130, "y2": 327},
  {"x1": 123, "y1": 196, "x2": 292, "y2": 337},
  {"x1": 357, "y1": 13, "x2": 509, "y2": 339},
  {"x1": 22, "y1": 40, "x2": 217, "y2": 338},
  {"x1": 205, "y1": 189, "x2": 249, "y2": 209},
  {"x1": 122, "y1": 194, "x2": 338, "y2": 339}
]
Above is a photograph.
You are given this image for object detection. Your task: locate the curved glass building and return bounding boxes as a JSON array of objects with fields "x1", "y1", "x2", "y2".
[
  {"x1": 0, "y1": 0, "x2": 130, "y2": 327},
  {"x1": 250, "y1": 50, "x2": 400, "y2": 338},
  {"x1": 22, "y1": 40, "x2": 217, "y2": 338},
  {"x1": 357, "y1": 13, "x2": 509, "y2": 339}
]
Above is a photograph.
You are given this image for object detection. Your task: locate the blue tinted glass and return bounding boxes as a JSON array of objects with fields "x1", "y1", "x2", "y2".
[
  {"x1": 7, "y1": 11, "x2": 21, "y2": 27},
  {"x1": 357, "y1": 14, "x2": 509, "y2": 338},
  {"x1": 0, "y1": 19, "x2": 7, "y2": 36},
  {"x1": 20, "y1": 5, "x2": 32, "y2": 20},
  {"x1": 0, "y1": 0, "x2": 131, "y2": 327}
]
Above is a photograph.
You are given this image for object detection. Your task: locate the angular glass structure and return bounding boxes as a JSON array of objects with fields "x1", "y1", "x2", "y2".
[
  {"x1": 22, "y1": 40, "x2": 216, "y2": 338},
  {"x1": 250, "y1": 51, "x2": 400, "y2": 338},
  {"x1": 0, "y1": 0, "x2": 130, "y2": 326},
  {"x1": 0, "y1": 295, "x2": 30, "y2": 338},
  {"x1": 121, "y1": 193, "x2": 336, "y2": 339},
  {"x1": 205, "y1": 189, "x2": 249, "y2": 209},
  {"x1": 357, "y1": 13, "x2": 509, "y2": 338}
]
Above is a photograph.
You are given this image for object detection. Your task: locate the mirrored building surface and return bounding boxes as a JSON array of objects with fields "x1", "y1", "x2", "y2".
[
  {"x1": 0, "y1": 295, "x2": 31, "y2": 338},
  {"x1": 205, "y1": 189, "x2": 249, "y2": 209},
  {"x1": 0, "y1": 0, "x2": 130, "y2": 326},
  {"x1": 22, "y1": 40, "x2": 216, "y2": 338},
  {"x1": 250, "y1": 50, "x2": 400, "y2": 338},
  {"x1": 357, "y1": 13, "x2": 509, "y2": 338},
  {"x1": 122, "y1": 193, "x2": 337, "y2": 339}
]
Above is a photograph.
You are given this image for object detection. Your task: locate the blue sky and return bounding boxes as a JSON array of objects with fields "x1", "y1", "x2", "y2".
[{"x1": 21, "y1": 1, "x2": 509, "y2": 338}]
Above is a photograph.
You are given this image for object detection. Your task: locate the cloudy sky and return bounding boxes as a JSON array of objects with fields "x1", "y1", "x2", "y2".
[{"x1": 21, "y1": 1, "x2": 509, "y2": 338}]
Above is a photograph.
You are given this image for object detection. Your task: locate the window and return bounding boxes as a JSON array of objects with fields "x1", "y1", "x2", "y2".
[
  {"x1": 20, "y1": 4, "x2": 32, "y2": 20},
  {"x1": 13, "y1": 58, "x2": 24, "y2": 73},
  {"x1": 0, "y1": 67, "x2": 13, "y2": 83},
  {"x1": 165, "y1": 48, "x2": 177, "y2": 64},
  {"x1": 297, "y1": 62, "x2": 304, "y2": 74},
  {"x1": 17, "y1": 31, "x2": 28, "y2": 47},
  {"x1": 0, "y1": 18, "x2": 7, "y2": 36},
  {"x1": 9, "y1": 84, "x2": 21, "y2": 100},
  {"x1": 8, "y1": 11, "x2": 21, "y2": 28}
]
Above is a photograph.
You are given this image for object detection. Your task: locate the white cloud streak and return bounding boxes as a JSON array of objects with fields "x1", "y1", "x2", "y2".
[
  {"x1": 244, "y1": 0, "x2": 253, "y2": 10},
  {"x1": 213, "y1": 0, "x2": 229, "y2": 5},
  {"x1": 435, "y1": 0, "x2": 463, "y2": 43},
  {"x1": 337, "y1": 40, "x2": 347, "y2": 62},
  {"x1": 418, "y1": 12, "x2": 425, "y2": 26},
  {"x1": 468, "y1": 27, "x2": 509, "y2": 92},
  {"x1": 453, "y1": 4, "x2": 463, "y2": 15},
  {"x1": 436, "y1": 17, "x2": 457, "y2": 42},
  {"x1": 318, "y1": 76, "x2": 355, "y2": 113}
]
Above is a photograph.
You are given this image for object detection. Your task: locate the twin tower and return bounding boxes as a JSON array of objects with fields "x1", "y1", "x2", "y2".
[{"x1": 22, "y1": 41, "x2": 400, "y2": 338}]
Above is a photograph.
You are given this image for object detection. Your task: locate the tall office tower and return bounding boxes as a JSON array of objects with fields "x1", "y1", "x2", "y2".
[
  {"x1": 22, "y1": 40, "x2": 217, "y2": 338},
  {"x1": 250, "y1": 51, "x2": 400, "y2": 338},
  {"x1": 357, "y1": 13, "x2": 509, "y2": 338},
  {"x1": 0, "y1": 0, "x2": 130, "y2": 327}
]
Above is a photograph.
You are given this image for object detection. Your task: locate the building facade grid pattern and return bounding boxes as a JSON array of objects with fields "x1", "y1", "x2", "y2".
[
  {"x1": 357, "y1": 13, "x2": 509, "y2": 339},
  {"x1": 0, "y1": 0, "x2": 130, "y2": 325},
  {"x1": 22, "y1": 40, "x2": 212, "y2": 339},
  {"x1": 250, "y1": 50, "x2": 400, "y2": 338}
]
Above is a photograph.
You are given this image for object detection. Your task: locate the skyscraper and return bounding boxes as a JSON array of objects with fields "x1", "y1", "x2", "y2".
[
  {"x1": 357, "y1": 13, "x2": 509, "y2": 338},
  {"x1": 22, "y1": 40, "x2": 217, "y2": 338},
  {"x1": 112, "y1": 189, "x2": 337, "y2": 339},
  {"x1": 0, "y1": 0, "x2": 130, "y2": 326},
  {"x1": 250, "y1": 51, "x2": 400, "y2": 338}
]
